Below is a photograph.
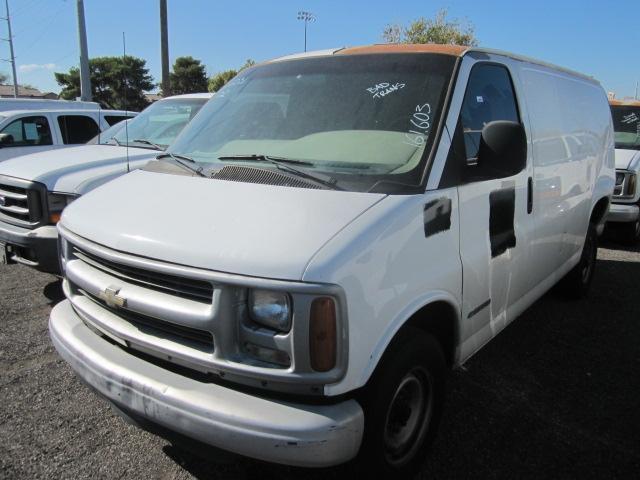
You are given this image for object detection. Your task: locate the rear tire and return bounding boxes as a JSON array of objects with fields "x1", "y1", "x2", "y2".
[
  {"x1": 560, "y1": 223, "x2": 597, "y2": 299},
  {"x1": 354, "y1": 327, "x2": 446, "y2": 477}
]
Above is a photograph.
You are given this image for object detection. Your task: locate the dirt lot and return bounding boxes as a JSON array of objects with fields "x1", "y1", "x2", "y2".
[{"x1": 1, "y1": 239, "x2": 639, "y2": 479}]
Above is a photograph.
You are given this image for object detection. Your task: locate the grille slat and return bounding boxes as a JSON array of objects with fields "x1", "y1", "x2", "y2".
[
  {"x1": 0, "y1": 177, "x2": 44, "y2": 227},
  {"x1": 77, "y1": 285, "x2": 214, "y2": 349},
  {"x1": 72, "y1": 246, "x2": 214, "y2": 302}
]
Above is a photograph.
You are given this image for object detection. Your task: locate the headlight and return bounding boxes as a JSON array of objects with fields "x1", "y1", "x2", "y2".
[
  {"x1": 47, "y1": 192, "x2": 77, "y2": 224},
  {"x1": 615, "y1": 171, "x2": 625, "y2": 186},
  {"x1": 247, "y1": 289, "x2": 291, "y2": 332}
]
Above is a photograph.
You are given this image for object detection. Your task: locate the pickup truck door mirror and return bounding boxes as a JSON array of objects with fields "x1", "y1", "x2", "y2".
[
  {"x1": 469, "y1": 120, "x2": 527, "y2": 180},
  {"x1": 0, "y1": 133, "x2": 14, "y2": 147}
]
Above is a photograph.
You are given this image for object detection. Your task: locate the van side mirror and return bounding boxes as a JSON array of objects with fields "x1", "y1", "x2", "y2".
[
  {"x1": 474, "y1": 120, "x2": 527, "y2": 180},
  {"x1": 0, "y1": 133, "x2": 14, "y2": 147}
]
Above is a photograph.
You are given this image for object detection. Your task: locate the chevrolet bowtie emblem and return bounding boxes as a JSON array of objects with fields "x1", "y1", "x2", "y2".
[{"x1": 99, "y1": 285, "x2": 127, "y2": 309}]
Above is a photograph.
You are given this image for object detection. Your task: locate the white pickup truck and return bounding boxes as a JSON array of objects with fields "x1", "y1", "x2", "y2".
[
  {"x1": 0, "y1": 93, "x2": 212, "y2": 272},
  {"x1": 0, "y1": 108, "x2": 135, "y2": 162},
  {"x1": 607, "y1": 99, "x2": 640, "y2": 243},
  {"x1": 50, "y1": 45, "x2": 614, "y2": 475}
]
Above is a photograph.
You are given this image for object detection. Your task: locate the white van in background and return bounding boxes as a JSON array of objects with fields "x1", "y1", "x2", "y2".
[
  {"x1": 607, "y1": 99, "x2": 640, "y2": 243},
  {"x1": 0, "y1": 108, "x2": 136, "y2": 162},
  {"x1": 50, "y1": 45, "x2": 613, "y2": 475},
  {"x1": 0, "y1": 92, "x2": 212, "y2": 273},
  {"x1": 0, "y1": 98, "x2": 101, "y2": 112}
]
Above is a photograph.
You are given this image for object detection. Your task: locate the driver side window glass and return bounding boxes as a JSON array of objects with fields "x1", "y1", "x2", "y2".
[
  {"x1": 440, "y1": 63, "x2": 520, "y2": 187},
  {"x1": 460, "y1": 64, "x2": 520, "y2": 161},
  {"x1": 0, "y1": 116, "x2": 53, "y2": 147}
]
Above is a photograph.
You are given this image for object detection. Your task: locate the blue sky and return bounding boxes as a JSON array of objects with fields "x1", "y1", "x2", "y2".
[{"x1": 2, "y1": 0, "x2": 638, "y2": 98}]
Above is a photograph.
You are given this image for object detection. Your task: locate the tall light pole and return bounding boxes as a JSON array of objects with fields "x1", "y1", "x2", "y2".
[
  {"x1": 2, "y1": 0, "x2": 18, "y2": 97},
  {"x1": 296, "y1": 11, "x2": 315, "y2": 52},
  {"x1": 159, "y1": 0, "x2": 170, "y2": 96},
  {"x1": 76, "y1": 0, "x2": 91, "y2": 101}
]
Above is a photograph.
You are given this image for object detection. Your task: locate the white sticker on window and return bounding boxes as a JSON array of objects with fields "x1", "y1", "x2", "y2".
[
  {"x1": 24, "y1": 123, "x2": 38, "y2": 140},
  {"x1": 476, "y1": 96, "x2": 484, "y2": 103}
]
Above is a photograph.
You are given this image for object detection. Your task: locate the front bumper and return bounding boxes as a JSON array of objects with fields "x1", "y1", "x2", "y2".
[
  {"x1": 0, "y1": 221, "x2": 59, "y2": 273},
  {"x1": 607, "y1": 203, "x2": 639, "y2": 224},
  {"x1": 49, "y1": 300, "x2": 364, "y2": 467}
]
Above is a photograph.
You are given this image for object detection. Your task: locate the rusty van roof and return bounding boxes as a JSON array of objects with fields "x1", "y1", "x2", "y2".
[
  {"x1": 609, "y1": 98, "x2": 640, "y2": 107},
  {"x1": 266, "y1": 44, "x2": 597, "y2": 84}
]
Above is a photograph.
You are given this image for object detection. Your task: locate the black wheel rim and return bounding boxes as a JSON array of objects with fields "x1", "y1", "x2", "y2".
[{"x1": 383, "y1": 367, "x2": 433, "y2": 467}]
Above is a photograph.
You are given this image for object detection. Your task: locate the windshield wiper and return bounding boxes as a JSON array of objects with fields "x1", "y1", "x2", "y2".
[
  {"x1": 132, "y1": 139, "x2": 165, "y2": 150},
  {"x1": 156, "y1": 152, "x2": 206, "y2": 177},
  {"x1": 109, "y1": 137, "x2": 122, "y2": 146},
  {"x1": 218, "y1": 154, "x2": 341, "y2": 190}
]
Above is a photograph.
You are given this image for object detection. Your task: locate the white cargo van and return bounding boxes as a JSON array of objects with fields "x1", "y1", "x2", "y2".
[
  {"x1": 50, "y1": 45, "x2": 614, "y2": 475},
  {"x1": 0, "y1": 93, "x2": 211, "y2": 273},
  {"x1": 607, "y1": 99, "x2": 640, "y2": 243},
  {"x1": 0, "y1": 108, "x2": 136, "y2": 162}
]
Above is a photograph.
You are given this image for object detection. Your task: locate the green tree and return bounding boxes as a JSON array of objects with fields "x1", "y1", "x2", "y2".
[
  {"x1": 168, "y1": 56, "x2": 208, "y2": 95},
  {"x1": 207, "y1": 59, "x2": 256, "y2": 93},
  {"x1": 0, "y1": 72, "x2": 8, "y2": 84},
  {"x1": 55, "y1": 56, "x2": 154, "y2": 110},
  {"x1": 382, "y1": 9, "x2": 478, "y2": 46}
]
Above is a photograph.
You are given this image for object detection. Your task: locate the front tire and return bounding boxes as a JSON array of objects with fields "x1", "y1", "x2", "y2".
[
  {"x1": 355, "y1": 328, "x2": 446, "y2": 476},
  {"x1": 619, "y1": 217, "x2": 640, "y2": 245}
]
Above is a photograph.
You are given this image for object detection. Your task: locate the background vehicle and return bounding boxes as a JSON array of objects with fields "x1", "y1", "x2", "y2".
[
  {"x1": 607, "y1": 99, "x2": 640, "y2": 243},
  {"x1": 0, "y1": 98, "x2": 101, "y2": 112},
  {"x1": 0, "y1": 108, "x2": 136, "y2": 162},
  {"x1": 0, "y1": 92, "x2": 211, "y2": 272},
  {"x1": 50, "y1": 45, "x2": 613, "y2": 475}
]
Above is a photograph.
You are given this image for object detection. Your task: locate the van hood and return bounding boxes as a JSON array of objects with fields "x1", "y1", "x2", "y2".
[
  {"x1": 0, "y1": 144, "x2": 155, "y2": 194},
  {"x1": 61, "y1": 170, "x2": 387, "y2": 280},
  {"x1": 615, "y1": 148, "x2": 640, "y2": 170}
]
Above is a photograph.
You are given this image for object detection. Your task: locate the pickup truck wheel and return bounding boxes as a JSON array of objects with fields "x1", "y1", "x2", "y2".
[
  {"x1": 355, "y1": 328, "x2": 445, "y2": 476},
  {"x1": 560, "y1": 223, "x2": 597, "y2": 299}
]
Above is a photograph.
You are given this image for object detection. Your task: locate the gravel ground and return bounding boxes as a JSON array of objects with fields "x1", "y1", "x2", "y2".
[{"x1": 1, "y1": 238, "x2": 639, "y2": 479}]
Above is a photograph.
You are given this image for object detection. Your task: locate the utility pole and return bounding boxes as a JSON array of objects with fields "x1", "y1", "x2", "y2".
[
  {"x1": 2, "y1": 0, "x2": 18, "y2": 97},
  {"x1": 296, "y1": 11, "x2": 315, "y2": 52},
  {"x1": 635, "y1": 80, "x2": 638, "y2": 100},
  {"x1": 76, "y1": 0, "x2": 91, "y2": 101},
  {"x1": 160, "y1": 0, "x2": 170, "y2": 96}
]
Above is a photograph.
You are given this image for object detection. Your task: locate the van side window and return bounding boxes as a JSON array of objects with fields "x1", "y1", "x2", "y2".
[
  {"x1": 460, "y1": 64, "x2": 520, "y2": 161},
  {"x1": 0, "y1": 116, "x2": 53, "y2": 147},
  {"x1": 58, "y1": 115, "x2": 100, "y2": 144},
  {"x1": 440, "y1": 64, "x2": 520, "y2": 187}
]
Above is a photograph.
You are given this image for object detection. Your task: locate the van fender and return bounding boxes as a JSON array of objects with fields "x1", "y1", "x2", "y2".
[{"x1": 357, "y1": 290, "x2": 461, "y2": 388}]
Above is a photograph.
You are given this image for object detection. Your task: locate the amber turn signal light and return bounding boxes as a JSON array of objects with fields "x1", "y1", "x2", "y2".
[
  {"x1": 49, "y1": 212, "x2": 61, "y2": 224},
  {"x1": 309, "y1": 297, "x2": 337, "y2": 372}
]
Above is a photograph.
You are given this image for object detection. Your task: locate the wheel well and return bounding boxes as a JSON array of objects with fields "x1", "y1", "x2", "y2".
[
  {"x1": 590, "y1": 197, "x2": 609, "y2": 226},
  {"x1": 403, "y1": 301, "x2": 459, "y2": 368}
]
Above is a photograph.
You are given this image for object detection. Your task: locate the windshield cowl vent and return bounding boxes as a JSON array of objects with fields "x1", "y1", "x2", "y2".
[{"x1": 211, "y1": 165, "x2": 322, "y2": 190}]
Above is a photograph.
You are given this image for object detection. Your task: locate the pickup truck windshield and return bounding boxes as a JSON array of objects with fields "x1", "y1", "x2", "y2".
[
  {"x1": 168, "y1": 54, "x2": 456, "y2": 193},
  {"x1": 101, "y1": 97, "x2": 208, "y2": 149},
  {"x1": 611, "y1": 105, "x2": 640, "y2": 150}
]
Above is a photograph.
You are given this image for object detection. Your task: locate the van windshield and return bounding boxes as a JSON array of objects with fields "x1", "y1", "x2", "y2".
[
  {"x1": 611, "y1": 105, "x2": 640, "y2": 150},
  {"x1": 105, "y1": 97, "x2": 208, "y2": 149},
  {"x1": 167, "y1": 54, "x2": 456, "y2": 193}
]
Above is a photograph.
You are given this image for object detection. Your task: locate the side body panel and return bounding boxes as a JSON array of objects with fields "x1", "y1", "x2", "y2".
[{"x1": 303, "y1": 190, "x2": 462, "y2": 395}]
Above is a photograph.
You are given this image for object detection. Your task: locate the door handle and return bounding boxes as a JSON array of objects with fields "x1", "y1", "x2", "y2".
[{"x1": 527, "y1": 176, "x2": 533, "y2": 214}]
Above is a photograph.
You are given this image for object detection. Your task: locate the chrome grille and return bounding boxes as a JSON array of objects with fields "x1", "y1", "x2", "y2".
[
  {"x1": 0, "y1": 176, "x2": 45, "y2": 227},
  {"x1": 76, "y1": 283, "x2": 214, "y2": 349},
  {"x1": 614, "y1": 170, "x2": 636, "y2": 199},
  {"x1": 71, "y1": 245, "x2": 214, "y2": 302}
]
